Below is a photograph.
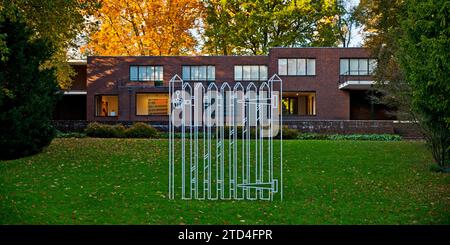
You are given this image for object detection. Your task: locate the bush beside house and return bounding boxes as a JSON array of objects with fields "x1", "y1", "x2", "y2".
[{"x1": 85, "y1": 122, "x2": 158, "y2": 138}]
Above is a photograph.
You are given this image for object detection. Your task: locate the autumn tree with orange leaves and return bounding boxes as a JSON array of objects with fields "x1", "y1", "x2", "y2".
[{"x1": 84, "y1": 0, "x2": 203, "y2": 56}]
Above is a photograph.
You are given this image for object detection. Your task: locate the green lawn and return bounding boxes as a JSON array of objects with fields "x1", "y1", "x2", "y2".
[{"x1": 0, "y1": 138, "x2": 448, "y2": 224}]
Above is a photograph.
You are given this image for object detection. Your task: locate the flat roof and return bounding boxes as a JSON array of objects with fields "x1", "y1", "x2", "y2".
[{"x1": 68, "y1": 59, "x2": 87, "y2": 65}]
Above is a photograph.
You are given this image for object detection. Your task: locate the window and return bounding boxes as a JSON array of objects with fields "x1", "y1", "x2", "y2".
[
  {"x1": 278, "y1": 58, "x2": 316, "y2": 76},
  {"x1": 234, "y1": 65, "x2": 268, "y2": 81},
  {"x1": 259, "y1": 66, "x2": 268, "y2": 80},
  {"x1": 296, "y1": 59, "x2": 306, "y2": 75},
  {"x1": 278, "y1": 59, "x2": 287, "y2": 75},
  {"x1": 340, "y1": 58, "x2": 377, "y2": 75},
  {"x1": 129, "y1": 65, "x2": 163, "y2": 81},
  {"x1": 340, "y1": 59, "x2": 349, "y2": 75},
  {"x1": 136, "y1": 93, "x2": 169, "y2": 115},
  {"x1": 95, "y1": 95, "x2": 118, "y2": 117},
  {"x1": 282, "y1": 97, "x2": 298, "y2": 115},
  {"x1": 358, "y1": 59, "x2": 368, "y2": 75},
  {"x1": 307, "y1": 59, "x2": 316, "y2": 76},
  {"x1": 234, "y1": 66, "x2": 242, "y2": 81},
  {"x1": 130, "y1": 66, "x2": 138, "y2": 80},
  {"x1": 288, "y1": 59, "x2": 296, "y2": 76},
  {"x1": 350, "y1": 59, "x2": 359, "y2": 75},
  {"x1": 182, "y1": 65, "x2": 215, "y2": 81},
  {"x1": 281, "y1": 92, "x2": 316, "y2": 116}
]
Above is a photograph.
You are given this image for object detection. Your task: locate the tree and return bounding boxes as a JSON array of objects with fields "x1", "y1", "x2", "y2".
[
  {"x1": 396, "y1": 0, "x2": 449, "y2": 168},
  {"x1": 202, "y1": 0, "x2": 345, "y2": 55},
  {"x1": 83, "y1": 0, "x2": 203, "y2": 56},
  {"x1": 355, "y1": 0, "x2": 449, "y2": 169},
  {"x1": 1, "y1": 0, "x2": 99, "y2": 89},
  {"x1": 353, "y1": 0, "x2": 409, "y2": 119},
  {"x1": 0, "y1": 12, "x2": 59, "y2": 160}
]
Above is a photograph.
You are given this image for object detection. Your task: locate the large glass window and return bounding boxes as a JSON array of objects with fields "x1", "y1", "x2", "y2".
[
  {"x1": 95, "y1": 95, "x2": 118, "y2": 117},
  {"x1": 182, "y1": 65, "x2": 215, "y2": 81},
  {"x1": 234, "y1": 65, "x2": 268, "y2": 81},
  {"x1": 340, "y1": 58, "x2": 377, "y2": 75},
  {"x1": 278, "y1": 58, "x2": 316, "y2": 76},
  {"x1": 282, "y1": 97, "x2": 298, "y2": 115},
  {"x1": 130, "y1": 65, "x2": 163, "y2": 81},
  {"x1": 136, "y1": 93, "x2": 169, "y2": 115},
  {"x1": 282, "y1": 92, "x2": 316, "y2": 116}
]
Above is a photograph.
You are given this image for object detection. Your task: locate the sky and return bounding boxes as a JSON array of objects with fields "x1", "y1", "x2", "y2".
[{"x1": 346, "y1": 0, "x2": 364, "y2": 47}]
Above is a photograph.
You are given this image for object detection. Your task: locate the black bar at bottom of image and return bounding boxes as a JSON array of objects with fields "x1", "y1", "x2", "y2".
[{"x1": 0, "y1": 225, "x2": 447, "y2": 243}]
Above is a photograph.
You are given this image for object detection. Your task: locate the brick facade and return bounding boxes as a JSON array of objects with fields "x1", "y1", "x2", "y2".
[{"x1": 86, "y1": 47, "x2": 386, "y2": 122}]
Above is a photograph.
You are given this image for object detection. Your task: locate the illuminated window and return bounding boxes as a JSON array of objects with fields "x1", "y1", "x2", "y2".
[
  {"x1": 95, "y1": 95, "x2": 118, "y2": 117},
  {"x1": 136, "y1": 93, "x2": 169, "y2": 115},
  {"x1": 282, "y1": 92, "x2": 316, "y2": 116}
]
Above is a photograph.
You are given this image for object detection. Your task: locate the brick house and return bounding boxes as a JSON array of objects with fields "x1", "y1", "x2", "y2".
[{"x1": 54, "y1": 47, "x2": 394, "y2": 123}]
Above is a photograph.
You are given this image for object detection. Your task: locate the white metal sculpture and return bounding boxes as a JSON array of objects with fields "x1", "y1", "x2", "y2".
[{"x1": 169, "y1": 74, "x2": 283, "y2": 201}]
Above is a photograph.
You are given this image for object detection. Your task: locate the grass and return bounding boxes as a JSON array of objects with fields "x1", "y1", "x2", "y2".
[{"x1": 0, "y1": 138, "x2": 449, "y2": 224}]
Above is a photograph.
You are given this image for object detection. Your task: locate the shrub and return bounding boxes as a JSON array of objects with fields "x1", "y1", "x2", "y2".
[
  {"x1": 328, "y1": 134, "x2": 402, "y2": 141},
  {"x1": 295, "y1": 133, "x2": 402, "y2": 141},
  {"x1": 125, "y1": 122, "x2": 158, "y2": 138},
  {"x1": 85, "y1": 122, "x2": 158, "y2": 138},
  {"x1": 85, "y1": 122, "x2": 126, "y2": 138},
  {"x1": 85, "y1": 122, "x2": 107, "y2": 137},
  {"x1": 297, "y1": 133, "x2": 328, "y2": 140},
  {"x1": 0, "y1": 15, "x2": 59, "y2": 159},
  {"x1": 223, "y1": 126, "x2": 256, "y2": 138},
  {"x1": 280, "y1": 127, "x2": 299, "y2": 139},
  {"x1": 56, "y1": 132, "x2": 86, "y2": 138},
  {"x1": 111, "y1": 124, "x2": 127, "y2": 138}
]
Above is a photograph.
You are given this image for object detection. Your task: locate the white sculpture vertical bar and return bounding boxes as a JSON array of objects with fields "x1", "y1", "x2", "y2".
[
  {"x1": 233, "y1": 83, "x2": 245, "y2": 200},
  {"x1": 182, "y1": 82, "x2": 192, "y2": 199},
  {"x1": 259, "y1": 82, "x2": 269, "y2": 200},
  {"x1": 169, "y1": 75, "x2": 184, "y2": 199},
  {"x1": 268, "y1": 74, "x2": 283, "y2": 201},
  {"x1": 194, "y1": 83, "x2": 204, "y2": 199},
  {"x1": 168, "y1": 76, "x2": 174, "y2": 199}
]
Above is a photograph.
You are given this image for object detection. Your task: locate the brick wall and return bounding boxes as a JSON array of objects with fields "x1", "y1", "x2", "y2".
[
  {"x1": 392, "y1": 121, "x2": 423, "y2": 139},
  {"x1": 70, "y1": 64, "x2": 87, "y2": 91},
  {"x1": 53, "y1": 120, "x2": 423, "y2": 138},
  {"x1": 284, "y1": 120, "x2": 395, "y2": 134}
]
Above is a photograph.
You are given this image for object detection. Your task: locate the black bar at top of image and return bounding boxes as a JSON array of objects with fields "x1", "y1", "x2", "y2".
[{"x1": 0, "y1": 225, "x2": 448, "y2": 243}]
